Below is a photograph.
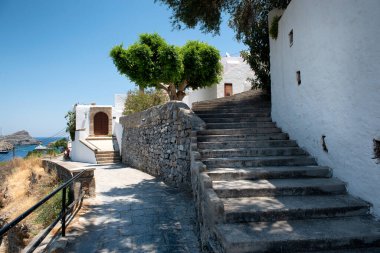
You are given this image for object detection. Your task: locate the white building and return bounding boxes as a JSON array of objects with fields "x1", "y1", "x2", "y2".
[
  {"x1": 70, "y1": 94, "x2": 126, "y2": 164},
  {"x1": 269, "y1": 0, "x2": 380, "y2": 216},
  {"x1": 183, "y1": 56, "x2": 254, "y2": 108}
]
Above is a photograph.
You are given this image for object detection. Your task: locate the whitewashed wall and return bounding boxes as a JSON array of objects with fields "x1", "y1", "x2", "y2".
[
  {"x1": 71, "y1": 130, "x2": 97, "y2": 164},
  {"x1": 183, "y1": 85, "x2": 217, "y2": 108},
  {"x1": 75, "y1": 105, "x2": 91, "y2": 136},
  {"x1": 269, "y1": 0, "x2": 380, "y2": 216},
  {"x1": 183, "y1": 56, "x2": 254, "y2": 108},
  {"x1": 216, "y1": 57, "x2": 253, "y2": 98},
  {"x1": 114, "y1": 122, "x2": 123, "y2": 155}
]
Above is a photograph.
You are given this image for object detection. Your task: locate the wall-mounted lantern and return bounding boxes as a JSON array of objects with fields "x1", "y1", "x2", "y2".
[
  {"x1": 289, "y1": 29, "x2": 293, "y2": 47},
  {"x1": 321, "y1": 135, "x2": 328, "y2": 153},
  {"x1": 296, "y1": 71, "x2": 301, "y2": 85},
  {"x1": 373, "y1": 138, "x2": 380, "y2": 164}
]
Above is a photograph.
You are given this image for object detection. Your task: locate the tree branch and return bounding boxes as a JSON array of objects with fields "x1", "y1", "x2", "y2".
[
  {"x1": 157, "y1": 83, "x2": 169, "y2": 91},
  {"x1": 178, "y1": 80, "x2": 188, "y2": 92}
]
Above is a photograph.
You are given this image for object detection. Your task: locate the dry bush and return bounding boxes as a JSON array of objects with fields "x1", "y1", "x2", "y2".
[
  {"x1": 0, "y1": 157, "x2": 60, "y2": 252},
  {"x1": 1, "y1": 158, "x2": 58, "y2": 220}
]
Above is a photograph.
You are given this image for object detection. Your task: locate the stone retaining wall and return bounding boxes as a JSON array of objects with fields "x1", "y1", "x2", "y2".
[
  {"x1": 120, "y1": 101, "x2": 206, "y2": 189},
  {"x1": 42, "y1": 160, "x2": 95, "y2": 198}
]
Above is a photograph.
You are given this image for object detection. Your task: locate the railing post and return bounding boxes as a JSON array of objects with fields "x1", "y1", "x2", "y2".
[{"x1": 62, "y1": 187, "x2": 66, "y2": 237}]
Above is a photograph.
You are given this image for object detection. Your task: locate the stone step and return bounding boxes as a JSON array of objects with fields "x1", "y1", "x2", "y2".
[
  {"x1": 310, "y1": 248, "x2": 380, "y2": 253},
  {"x1": 207, "y1": 166, "x2": 332, "y2": 181},
  {"x1": 222, "y1": 195, "x2": 370, "y2": 223},
  {"x1": 97, "y1": 161, "x2": 121, "y2": 165},
  {"x1": 206, "y1": 122, "x2": 277, "y2": 129},
  {"x1": 193, "y1": 105, "x2": 271, "y2": 111},
  {"x1": 96, "y1": 151, "x2": 119, "y2": 154},
  {"x1": 200, "y1": 147, "x2": 307, "y2": 158},
  {"x1": 198, "y1": 140, "x2": 298, "y2": 149},
  {"x1": 193, "y1": 97, "x2": 271, "y2": 107},
  {"x1": 197, "y1": 128, "x2": 282, "y2": 136},
  {"x1": 96, "y1": 158, "x2": 121, "y2": 163},
  {"x1": 194, "y1": 107, "x2": 270, "y2": 114},
  {"x1": 196, "y1": 112, "x2": 271, "y2": 118},
  {"x1": 96, "y1": 157, "x2": 120, "y2": 160},
  {"x1": 215, "y1": 216, "x2": 380, "y2": 253},
  {"x1": 201, "y1": 117, "x2": 272, "y2": 123},
  {"x1": 95, "y1": 153, "x2": 120, "y2": 158},
  {"x1": 203, "y1": 156, "x2": 316, "y2": 168},
  {"x1": 212, "y1": 178, "x2": 347, "y2": 198},
  {"x1": 197, "y1": 133, "x2": 289, "y2": 142}
]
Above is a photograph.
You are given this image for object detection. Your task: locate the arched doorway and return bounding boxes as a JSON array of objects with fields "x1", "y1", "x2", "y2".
[{"x1": 94, "y1": 112, "x2": 109, "y2": 135}]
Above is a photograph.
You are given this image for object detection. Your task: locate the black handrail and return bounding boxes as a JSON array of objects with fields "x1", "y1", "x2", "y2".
[{"x1": 0, "y1": 169, "x2": 87, "y2": 247}]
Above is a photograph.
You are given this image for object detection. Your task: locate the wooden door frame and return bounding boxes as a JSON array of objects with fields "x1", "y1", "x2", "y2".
[
  {"x1": 94, "y1": 112, "x2": 109, "y2": 136},
  {"x1": 224, "y1": 83, "x2": 233, "y2": 97},
  {"x1": 89, "y1": 107, "x2": 112, "y2": 136}
]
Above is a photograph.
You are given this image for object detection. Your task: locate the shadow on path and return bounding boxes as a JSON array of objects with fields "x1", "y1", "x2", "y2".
[{"x1": 65, "y1": 165, "x2": 200, "y2": 253}]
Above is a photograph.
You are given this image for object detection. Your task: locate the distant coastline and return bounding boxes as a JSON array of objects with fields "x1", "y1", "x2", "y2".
[
  {"x1": 0, "y1": 130, "x2": 40, "y2": 146},
  {"x1": 0, "y1": 137, "x2": 63, "y2": 162}
]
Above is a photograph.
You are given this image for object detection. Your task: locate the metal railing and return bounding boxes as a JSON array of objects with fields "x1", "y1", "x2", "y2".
[{"x1": 0, "y1": 169, "x2": 87, "y2": 252}]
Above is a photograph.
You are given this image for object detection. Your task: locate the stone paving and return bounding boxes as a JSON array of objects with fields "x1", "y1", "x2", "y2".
[{"x1": 64, "y1": 164, "x2": 200, "y2": 253}]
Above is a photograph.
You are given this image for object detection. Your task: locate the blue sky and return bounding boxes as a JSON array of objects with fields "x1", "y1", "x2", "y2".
[{"x1": 0, "y1": 0, "x2": 246, "y2": 137}]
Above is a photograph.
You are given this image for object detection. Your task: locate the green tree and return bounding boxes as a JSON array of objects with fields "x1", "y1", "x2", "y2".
[
  {"x1": 49, "y1": 138, "x2": 68, "y2": 150},
  {"x1": 65, "y1": 107, "x2": 76, "y2": 141},
  {"x1": 110, "y1": 33, "x2": 223, "y2": 101},
  {"x1": 123, "y1": 88, "x2": 168, "y2": 115},
  {"x1": 155, "y1": 0, "x2": 291, "y2": 91}
]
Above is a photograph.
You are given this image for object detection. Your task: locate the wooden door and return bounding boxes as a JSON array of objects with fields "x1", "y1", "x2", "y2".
[
  {"x1": 94, "y1": 112, "x2": 109, "y2": 135},
  {"x1": 224, "y1": 83, "x2": 233, "y2": 97}
]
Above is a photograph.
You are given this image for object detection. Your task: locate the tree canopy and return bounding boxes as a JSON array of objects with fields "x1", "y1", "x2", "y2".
[
  {"x1": 110, "y1": 33, "x2": 223, "y2": 101},
  {"x1": 155, "y1": 0, "x2": 291, "y2": 91},
  {"x1": 65, "y1": 107, "x2": 76, "y2": 141}
]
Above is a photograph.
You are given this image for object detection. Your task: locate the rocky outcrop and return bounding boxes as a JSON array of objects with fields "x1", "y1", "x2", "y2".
[{"x1": 0, "y1": 130, "x2": 39, "y2": 146}]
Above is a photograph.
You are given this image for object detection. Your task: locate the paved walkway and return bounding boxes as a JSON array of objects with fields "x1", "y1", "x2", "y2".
[{"x1": 64, "y1": 164, "x2": 200, "y2": 253}]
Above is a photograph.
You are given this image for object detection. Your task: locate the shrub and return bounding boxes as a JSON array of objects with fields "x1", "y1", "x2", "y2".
[
  {"x1": 123, "y1": 89, "x2": 168, "y2": 115},
  {"x1": 65, "y1": 107, "x2": 76, "y2": 141},
  {"x1": 269, "y1": 15, "x2": 281, "y2": 40}
]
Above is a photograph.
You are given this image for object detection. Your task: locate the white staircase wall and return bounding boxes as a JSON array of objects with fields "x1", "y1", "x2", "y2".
[
  {"x1": 269, "y1": 0, "x2": 380, "y2": 216},
  {"x1": 71, "y1": 131, "x2": 97, "y2": 164},
  {"x1": 114, "y1": 122, "x2": 123, "y2": 155}
]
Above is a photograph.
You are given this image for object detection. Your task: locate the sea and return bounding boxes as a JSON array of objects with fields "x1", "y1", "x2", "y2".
[{"x1": 0, "y1": 137, "x2": 62, "y2": 162}]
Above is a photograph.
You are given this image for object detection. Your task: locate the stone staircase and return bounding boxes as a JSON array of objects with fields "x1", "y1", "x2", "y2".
[
  {"x1": 85, "y1": 136, "x2": 121, "y2": 164},
  {"x1": 192, "y1": 91, "x2": 380, "y2": 253},
  {"x1": 95, "y1": 151, "x2": 121, "y2": 164}
]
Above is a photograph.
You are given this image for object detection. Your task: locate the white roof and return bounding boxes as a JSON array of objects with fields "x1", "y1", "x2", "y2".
[{"x1": 35, "y1": 144, "x2": 47, "y2": 150}]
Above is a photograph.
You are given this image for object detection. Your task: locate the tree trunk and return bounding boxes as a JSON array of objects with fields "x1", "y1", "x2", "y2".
[
  {"x1": 167, "y1": 84, "x2": 179, "y2": 100},
  {"x1": 176, "y1": 91, "x2": 186, "y2": 101},
  {"x1": 139, "y1": 86, "x2": 145, "y2": 94},
  {"x1": 159, "y1": 83, "x2": 186, "y2": 101}
]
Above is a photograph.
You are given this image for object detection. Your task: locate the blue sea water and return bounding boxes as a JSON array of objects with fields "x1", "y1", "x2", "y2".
[{"x1": 0, "y1": 137, "x2": 63, "y2": 162}]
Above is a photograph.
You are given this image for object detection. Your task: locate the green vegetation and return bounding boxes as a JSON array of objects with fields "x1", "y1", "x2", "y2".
[
  {"x1": 26, "y1": 149, "x2": 60, "y2": 158},
  {"x1": 110, "y1": 33, "x2": 223, "y2": 101},
  {"x1": 26, "y1": 138, "x2": 68, "y2": 158},
  {"x1": 123, "y1": 88, "x2": 168, "y2": 115},
  {"x1": 65, "y1": 107, "x2": 76, "y2": 141},
  {"x1": 155, "y1": 0, "x2": 291, "y2": 91},
  {"x1": 269, "y1": 15, "x2": 281, "y2": 40},
  {"x1": 49, "y1": 138, "x2": 68, "y2": 150},
  {"x1": 35, "y1": 188, "x2": 68, "y2": 227}
]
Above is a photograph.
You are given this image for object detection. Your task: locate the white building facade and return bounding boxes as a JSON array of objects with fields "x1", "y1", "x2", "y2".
[
  {"x1": 183, "y1": 56, "x2": 254, "y2": 108},
  {"x1": 269, "y1": 1, "x2": 380, "y2": 215},
  {"x1": 70, "y1": 94, "x2": 126, "y2": 163}
]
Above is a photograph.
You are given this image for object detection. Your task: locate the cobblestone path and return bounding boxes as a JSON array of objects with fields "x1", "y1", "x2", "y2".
[{"x1": 65, "y1": 165, "x2": 200, "y2": 253}]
